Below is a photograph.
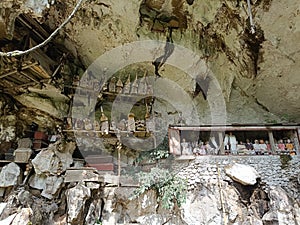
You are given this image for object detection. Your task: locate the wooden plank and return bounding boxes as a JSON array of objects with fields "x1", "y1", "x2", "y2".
[
  {"x1": 268, "y1": 130, "x2": 276, "y2": 154},
  {"x1": 0, "y1": 62, "x2": 39, "y2": 79},
  {"x1": 20, "y1": 71, "x2": 39, "y2": 83},
  {"x1": 0, "y1": 70, "x2": 17, "y2": 79},
  {"x1": 64, "y1": 169, "x2": 103, "y2": 183},
  {"x1": 170, "y1": 125, "x2": 300, "y2": 131},
  {"x1": 169, "y1": 128, "x2": 181, "y2": 155}
]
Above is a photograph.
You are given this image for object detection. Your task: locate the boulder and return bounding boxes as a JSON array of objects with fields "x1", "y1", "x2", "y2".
[
  {"x1": 66, "y1": 182, "x2": 91, "y2": 224},
  {"x1": 29, "y1": 173, "x2": 64, "y2": 199},
  {"x1": 0, "y1": 162, "x2": 22, "y2": 188},
  {"x1": 11, "y1": 208, "x2": 33, "y2": 225},
  {"x1": 224, "y1": 163, "x2": 260, "y2": 185},
  {"x1": 29, "y1": 174, "x2": 47, "y2": 190},
  {"x1": 32, "y1": 141, "x2": 74, "y2": 175},
  {"x1": 262, "y1": 186, "x2": 299, "y2": 225},
  {"x1": 41, "y1": 176, "x2": 64, "y2": 199}
]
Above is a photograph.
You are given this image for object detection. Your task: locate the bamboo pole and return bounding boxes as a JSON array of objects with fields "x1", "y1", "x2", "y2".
[{"x1": 217, "y1": 164, "x2": 228, "y2": 225}]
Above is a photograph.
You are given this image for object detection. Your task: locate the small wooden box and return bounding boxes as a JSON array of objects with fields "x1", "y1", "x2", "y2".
[
  {"x1": 86, "y1": 163, "x2": 115, "y2": 171},
  {"x1": 34, "y1": 131, "x2": 48, "y2": 141},
  {"x1": 85, "y1": 155, "x2": 113, "y2": 164},
  {"x1": 33, "y1": 140, "x2": 48, "y2": 150},
  {"x1": 14, "y1": 149, "x2": 32, "y2": 163}
]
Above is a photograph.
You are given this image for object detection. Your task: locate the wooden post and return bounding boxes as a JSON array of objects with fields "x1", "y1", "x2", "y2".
[
  {"x1": 268, "y1": 130, "x2": 276, "y2": 154},
  {"x1": 117, "y1": 142, "x2": 121, "y2": 187},
  {"x1": 218, "y1": 132, "x2": 224, "y2": 155},
  {"x1": 296, "y1": 129, "x2": 300, "y2": 155}
]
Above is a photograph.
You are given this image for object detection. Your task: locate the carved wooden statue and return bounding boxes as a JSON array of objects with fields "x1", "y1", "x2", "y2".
[
  {"x1": 123, "y1": 74, "x2": 131, "y2": 94},
  {"x1": 109, "y1": 77, "x2": 116, "y2": 93},
  {"x1": 138, "y1": 71, "x2": 147, "y2": 95},
  {"x1": 127, "y1": 113, "x2": 135, "y2": 132},
  {"x1": 93, "y1": 120, "x2": 100, "y2": 131},
  {"x1": 100, "y1": 113, "x2": 109, "y2": 135},
  {"x1": 83, "y1": 118, "x2": 93, "y2": 130},
  {"x1": 131, "y1": 73, "x2": 138, "y2": 95},
  {"x1": 116, "y1": 77, "x2": 123, "y2": 93}
]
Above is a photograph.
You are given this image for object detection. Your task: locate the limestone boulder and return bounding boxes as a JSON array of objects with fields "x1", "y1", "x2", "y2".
[
  {"x1": 29, "y1": 174, "x2": 64, "y2": 199},
  {"x1": 32, "y1": 141, "x2": 74, "y2": 175},
  {"x1": 66, "y1": 182, "x2": 91, "y2": 224},
  {"x1": 0, "y1": 162, "x2": 22, "y2": 188},
  {"x1": 225, "y1": 163, "x2": 260, "y2": 185},
  {"x1": 262, "y1": 186, "x2": 299, "y2": 225},
  {"x1": 41, "y1": 176, "x2": 64, "y2": 200},
  {"x1": 11, "y1": 208, "x2": 33, "y2": 225}
]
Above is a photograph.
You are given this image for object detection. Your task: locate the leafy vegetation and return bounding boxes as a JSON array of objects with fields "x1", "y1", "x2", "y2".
[
  {"x1": 130, "y1": 167, "x2": 187, "y2": 210},
  {"x1": 135, "y1": 136, "x2": 170, "y2": 164}
]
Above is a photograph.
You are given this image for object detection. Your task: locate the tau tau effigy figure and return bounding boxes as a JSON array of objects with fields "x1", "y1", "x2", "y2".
[
  {"x1": 138, "y1": 71, "x2": 147, "y2": 95},
  {"x1": 100, "y1": 110, "x2": 109, "y2": 135},
  {"x1": 65, "y1": 117, "x2": 73, "y2": 130},
  {"x1": 145, "y1": 109, "x2": 155, "y2": 133},
  {"x1": 123, "y1": 74, "x2": 131, "y2": 94},
  {"x1": 127, "y1": 113, "x2": 135, "y2": 132},
  {"x1": 83, "y1": 118, "x2": 93, "y2": 130},
  {"x1": 74, "y1": 118, "x2": 84, "y2": 130},
  {"x1": 146, "y1": 77, "x2": 154, "y2": 95},
  {"x1": 108, "y1": 77, "x2": 116, "y2": 93},
  {"x1": 110, "y1": 120, "x2": 116, "y2": 132},
  {"x1": 93, "y1": 120, "x2": 100, "y2": 131},
  {"x1": 116, "y1": 77, "x2": 123, "y2": 93},
  {"x1": 131, "y1": 74, "x2": 139, "y2": 95}
]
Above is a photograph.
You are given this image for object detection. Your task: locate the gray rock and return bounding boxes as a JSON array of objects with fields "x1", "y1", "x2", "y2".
[
  {"x1": 11, "y1": 208, "x2": 32, "y2": 225},
  {"x1": 66, "y1": 182, "x2": 91, "y2": 224},
  {"x1": 41, "y1": 176, "x2": 64, "y2": 199},
  {"x1": 0, "y1": 162, "x2": 22, "y2": 188},
  {"x1": 225, "y1": 163, "x2": 260, "y2": 185},
  {"x1": 262, "y1": 186, "x2": 299, "y2": 225},
  {"x1": 32, "y1": 141, "x2": 74, "y2": 175}
]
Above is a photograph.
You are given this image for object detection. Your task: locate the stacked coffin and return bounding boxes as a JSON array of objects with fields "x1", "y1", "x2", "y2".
[
  {"x1": 85, "y1": 155, "x2": 115, "y2": 174},
  {"x1": 33, "y1": 131, "x2": 49, "y2": 150}
]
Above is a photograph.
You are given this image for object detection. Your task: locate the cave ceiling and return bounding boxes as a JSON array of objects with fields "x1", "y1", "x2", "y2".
[{"x1": 0, "y1": 0, "x2": 299, "y2": 123}]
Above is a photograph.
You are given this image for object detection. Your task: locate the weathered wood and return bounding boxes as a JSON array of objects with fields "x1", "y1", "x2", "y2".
[
  {"x1": 268, "y1": 131, "x2": 276, "y2": 154},
  {"x1": 20, "y1": 71, "x2": 39, "y2": 83},
  {"x1": 64, "y1": 169, "x2": 103, "y2": 183},
  {"x1": 170, "y1": 125, "x2": 300, "y2": 131}
]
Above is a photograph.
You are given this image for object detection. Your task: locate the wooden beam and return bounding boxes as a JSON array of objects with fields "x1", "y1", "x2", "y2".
[
  {"x1": 218, "y1": 131, "x2": 225, "y2": 154},
  {"x1": 170, "y1": 125, "x2": 300, "y2": 131},
  {"x1": 0, "y1": 62, "x2": 39, "y2": 79},
  {"x1": 0, "y1": 69, "x2": 17, "y2": 79},
  {"x1": 20, "y1": 71, "x2": 39, "y2": 83},
  {"x1": 268, "y1": 130, "x2": 276, "y2": 154}
]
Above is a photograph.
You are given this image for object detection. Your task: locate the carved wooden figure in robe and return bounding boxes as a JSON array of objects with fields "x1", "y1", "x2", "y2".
[
  {"x1": 127, "y1": 113, "x2": 135, "y2": 132},
  {"x1": 93, "y1": 120, "x2": 100, "y2": 131},
  {"x1": 100, "y1": 112, "x2": 109, "y2": 135},
  {"x1": 74, "y1": 119, "x2": 84, "y2": 130},
  {"x1": 131, "y1": 73, "x2": 139, "y2": 94},
  {"x1": 109, "y1": 77, "x2": 116, "y2": 93},
  {"x1": 123, "y1": 74, "x2": 131, "y2": 94},
  {"x1": 145, "y1": 109, "x2": 155, "y2": 133},
  {"x1": 138, "y1": 71, "x2": 147, "y2": 95},
  {"x1": 116, "y1": 77, "x2": 123, "y2": 93},
  {"x1": 83, "y1": 118, "x2": 93, "y2": 131}
]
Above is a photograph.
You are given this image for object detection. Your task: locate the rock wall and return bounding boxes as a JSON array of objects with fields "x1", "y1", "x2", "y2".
[
  {"x1": 98, "y1": 155, "x2": 300, "y2": 225},
  {"x1": 0, "y1": 152, "x2": 299, "y2": 224},
  {"x1": 176, "y1": 155, "x2": 300, "y2": 200}
]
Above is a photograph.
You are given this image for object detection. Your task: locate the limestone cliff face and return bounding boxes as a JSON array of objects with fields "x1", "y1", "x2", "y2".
[
  {"x1": 0, "y1": 0, "x2": 299, "y2": 123},
  {"x1": 47, "y1": 0, "x2": 300, "y2": 123}
]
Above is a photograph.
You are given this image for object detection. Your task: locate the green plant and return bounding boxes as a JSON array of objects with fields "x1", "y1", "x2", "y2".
[
  {"x1": 135, "y1": 136, "x2": 169, "y2": 163},
  {"x1": 95, "y1": 219, "x2": 102, "y2": 225},
  {"x1": 130, "y1": 168, "x2": 187, "y2": 210}
]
